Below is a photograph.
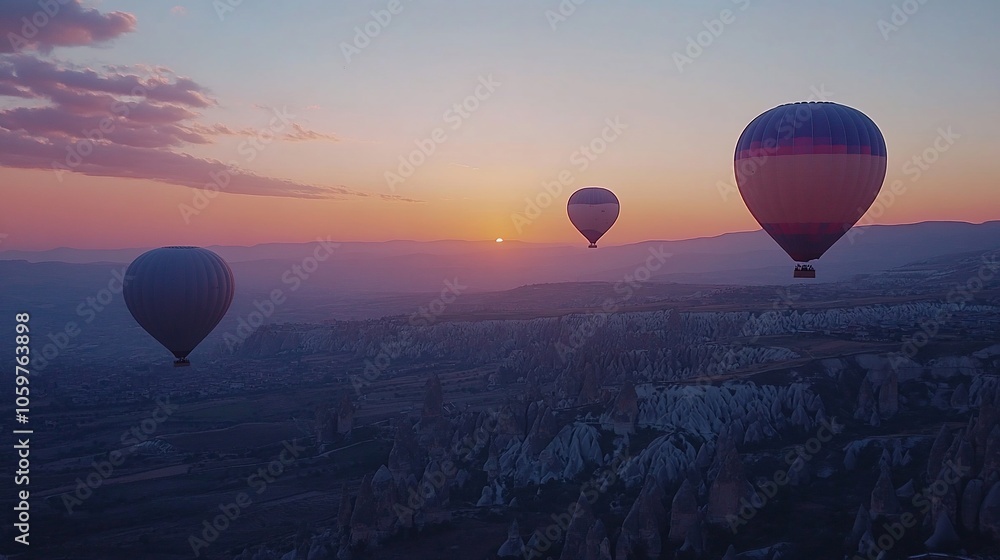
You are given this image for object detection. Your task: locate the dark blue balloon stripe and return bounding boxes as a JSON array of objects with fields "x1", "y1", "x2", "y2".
[
  {"x1": 735, "y1": 102, "x2": 886, "y2": 160},
  {"x1": 567, "y1": 187, "x2": 620, "y2": 205}
]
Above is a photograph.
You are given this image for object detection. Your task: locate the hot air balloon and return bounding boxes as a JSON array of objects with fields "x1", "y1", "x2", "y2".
[
  {"x1": 734, "y1": 101, "x2": 887, "y2": 278},
  {"x1": 123, "y1": 246, "x2": 235, "y2": 366},
  {"x1": 567, "y1": 187, "x2": 620, "y2": 248}
]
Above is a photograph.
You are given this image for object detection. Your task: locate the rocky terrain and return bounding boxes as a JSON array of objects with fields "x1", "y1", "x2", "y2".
[
  {"x1": 203, "y1": 255, "x2": 1000, "y2": 559},
  {"x1": 8, "y1": 249, "x2": 1000, "y2": 559}
]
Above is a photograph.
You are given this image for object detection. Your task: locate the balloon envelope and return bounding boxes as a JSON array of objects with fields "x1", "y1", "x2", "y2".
[
  {"x1": 567, "y1": 187, "x2": 620, "y2": 248},
  {"x1": 734, "y1": 101, "x2": 887, "y2": 262},
  {"x1": 123, "y1": 246, "x2": 235, "y2": 365}
]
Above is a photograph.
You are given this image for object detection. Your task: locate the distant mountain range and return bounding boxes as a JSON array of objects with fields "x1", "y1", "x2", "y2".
[
  {"x1": 3, "y1": 221, "x2": 999, "y2": 293},
  {"x1": 2, "y1": 221, "x2": 997, "y2": 371}
]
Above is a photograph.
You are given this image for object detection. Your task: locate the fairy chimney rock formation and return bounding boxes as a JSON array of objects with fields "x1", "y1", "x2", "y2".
[
  {"x1": 610, "y1": 380, "x2": 639, "y2": 436},
  {"x1": 422, "y1": 374, "x2": 444, "y2": 419},
  {"x1": 870, "y1": 464, "x2": 901, "y2": 517},
  {"x1": 496, "y1": 519, "x2": 525, "y2": 558},
  {"x1": 708, "y1": 440, "x2": 747, "y2": 525},
  {"x1": 668, "y1": 478, "x2": 699, "y2": 543},
  {"x1": 337, "y1": 394, "x2": 355, "y2": 436}
]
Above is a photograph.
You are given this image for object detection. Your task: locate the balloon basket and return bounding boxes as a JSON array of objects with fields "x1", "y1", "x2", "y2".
[
  {"x1": 588, "y1": 243, "x2": 597, "y2": 248},
  {"x1": 793, "y1": 268, "x2": 816, "y2": 279},
  {"x1": 173, "y1": 359, "x2": 191, "y2": 367}
]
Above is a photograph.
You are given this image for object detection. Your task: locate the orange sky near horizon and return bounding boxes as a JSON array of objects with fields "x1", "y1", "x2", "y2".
[{"x1": 3, "y1": 153, "x2": 996, "y2": 251}]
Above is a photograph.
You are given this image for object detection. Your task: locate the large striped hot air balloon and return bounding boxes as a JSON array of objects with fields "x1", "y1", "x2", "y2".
[
  {"x1": 567, "y1": 187, "x2": 620, "y2": 248},
  {"x1": 123, "y1": 247, "x2": 235, "y2": 366},
  {"x1": 734, "y1": 101, "x2": 887, "y2": 278}
]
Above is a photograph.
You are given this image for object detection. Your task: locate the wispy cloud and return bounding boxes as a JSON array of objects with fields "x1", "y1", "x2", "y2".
[
  {"x1": 0, "y1": 3, "x2": 413, "y2": 202},
  {"x1": 282, "y1": 123, "x2": 340, "y2": 143}
]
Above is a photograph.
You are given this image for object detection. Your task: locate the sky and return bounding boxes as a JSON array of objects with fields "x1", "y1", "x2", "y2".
[{"x1": 0, "y1": 0, "x2": 998, "y2": 250}]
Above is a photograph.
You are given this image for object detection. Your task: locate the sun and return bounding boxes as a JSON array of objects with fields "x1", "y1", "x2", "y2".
[{"x1": 495, "y1": 238, "x2": 504, "y2": 243}]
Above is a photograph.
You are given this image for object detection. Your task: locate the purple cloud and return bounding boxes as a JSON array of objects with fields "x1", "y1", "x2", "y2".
[
  {"x1": 0, "y1": 127, "x2": 416, "y2": 202},
  {"x1": 4, "y1": 55, "x2": 213, "y2": 107},
  {"x1": 0, "y1": 4, "x2": 413, "y2": 203},
  {"x1": 282, "y1": 123, "x2": 341, "y2": 143},
  {"x1": 0, "y1": 0, "x2": 135, "y2": 53},
  {"x1": 0, "y1": 56, "x2": 219, "y2": 148},
  {"x1": 0, "y1": 56, "x2": 413, "y2": 200}
]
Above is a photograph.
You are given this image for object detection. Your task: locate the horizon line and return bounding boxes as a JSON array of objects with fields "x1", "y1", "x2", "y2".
[{"x1": 1, "y1": 219, "x2": 997, "y2": 254}]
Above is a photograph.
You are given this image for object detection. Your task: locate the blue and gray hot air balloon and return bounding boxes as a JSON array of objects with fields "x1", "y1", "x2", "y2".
[
  {"x1": 123, "y1": 246, "x2": 235, "y2": 367},
  {"x1": 734, "y1": 101, "x2": 887, "y2": 278},
  {"x1": 567, "y1": 187, "x2": 620, "y2": 248}
]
